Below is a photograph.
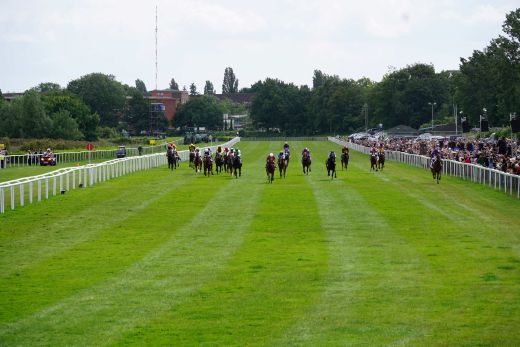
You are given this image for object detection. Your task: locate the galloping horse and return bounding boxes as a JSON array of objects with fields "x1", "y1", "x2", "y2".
[
  {"x1": 370, "y1": 153, "x2": 379, "y2": 172},
  {"x1": 189, "y1": 151, "x2": 195, "y2": 169},
  {"x1": 193, "y1": 152, "x2": 203, "y2": 174},
  {"x1": 203, "y1": 154, "x2": 213, "y2": 176},
  {"x1": 266, "y1": 159, "x2": 276, "y2": 183},
  {"x1": 215, "y1": 152, "x2": 224, "y2": 174},
  {"x1": 326, "y1": 153, "x2": 337, "y2": 179},
  {"x1": 378, "y1": 152, "x2": 385, "y2": 171},
  {"x1": 167, "y1": 148, "x2": 179, "y2": 170},
  {"x1": 284, "y1": 150, "x2": 290, "y2": 168},
  {"x1": 302, "y1": 152, "x2": 312, "y2": 175},
  {"x1": 232, "y1": 152, "x2": 242, "y2": 178},
  {"x1": 225, "y1": 152, "x2": 234, "y2": 174},
  {"x1": 431, "y1": 153, "x2": 442, "y2": 184},
  {"x1": 277, "y1": 156, "x2": 287, "y2": 178},
  {"x1": 341, "y1": 152, "x2": 349, "y2": 170}
]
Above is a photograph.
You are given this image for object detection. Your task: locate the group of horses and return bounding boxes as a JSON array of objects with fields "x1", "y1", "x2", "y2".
[
  {"x1": 188, "y1": 150, "x2": 242, "y2": 178},
  {"x1": 266, "y1": 149, "x2": 351, "y2": 183},
  {"x1": 169, "y1": 144, "x2": 442, "y2": 184},
  {"x1": 369, "y1": 152, "x2": 386, "y2": 172}
]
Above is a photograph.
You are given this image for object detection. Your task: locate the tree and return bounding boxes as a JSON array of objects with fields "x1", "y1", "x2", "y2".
[
  {"x1": 9, "y1": 91, "x2": 53, "y2": 138},
  {"x1": 174, "y1": 95, "x2": 222, "y2": 130},
  {"x1": 313, "y1": 70, "x2": 326, "y2": 89},
  {"x1": 50, "y1": 110, "x2": 83, "y2": 140},
  {"x1": 67, "y1": 73, "x2": 126, "y2": 127},
  {"x1": 222, "y1": 67, "x2": 239, "y2": 94},
  {"x1": 32, "y1": 82, "x2": 61, "y2": 93},
  {"x1": 124, "y1": 88, "x2": 151, "y2": 133},
  {"x1": 189, "y1": 83, "x2": 198, "y2": 96},
  {"x1": 42, "y1": 91, "x2": 100, "y2": 140},
  {"x1": 135, "y1": 79, "x2": 147, "y2": 94},
  {"x1": 204, "y1": 80, "x2": 215, "y2": 95},
  {"x1": 169, "y1": 78, "x2": 179, "y2": 91}
]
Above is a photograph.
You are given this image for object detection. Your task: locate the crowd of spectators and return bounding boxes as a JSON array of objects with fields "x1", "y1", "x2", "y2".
[{"x1": 347, "y1": 135, "x2": 520, "y2": 175}]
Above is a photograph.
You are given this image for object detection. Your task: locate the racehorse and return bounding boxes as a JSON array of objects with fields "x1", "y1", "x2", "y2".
[
  {"x1": 277, "y1": 156, "x2": 287, "y2": 178},
  {"x1": 302, "y1": 152, "x2": 311, "y2": 175},
  {"x1": 266, "y1": 160, "x2": 276, "y2": 183},
  {"x1": 326, "y1": 154, "x2": 337, "y2": 179},
  {"x1": 167, "y1": 148, "x2": 179, "y2": 170},
  {"x1": 370, "y1": 153, "x2": 379, "y2": 172},
  {"x1": 378, "y1": 152, "x2": 385, "y2": 171},
  {"x1": 225, "y1": 153, "x2": 234, "y2": 174},
  {"x1": 232, "y1": 152, "x2": 242, "y2": 178},
  {"x1": 431, "y1": 153, "x2": 442, "y2": 184},
  {"x1": 215, "y1": 152, "x2": 224, "y2": 174},
  {"x1": 193, "y1": 152, "x2": 202, "y2": 174},
  {"x1": 341, "y1": 152, "x2": 349, "y2": 170},
  {"x1": 203, "y1": 154, "x2": 213, "y2": 176},
  {"x1": 189, "y1": 151, "x2": 195, "y2": 169}
]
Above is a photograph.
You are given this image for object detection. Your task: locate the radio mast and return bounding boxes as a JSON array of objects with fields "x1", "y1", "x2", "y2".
[{"x1": 155, "y1": 4, "x2": 158, "y2": 91}]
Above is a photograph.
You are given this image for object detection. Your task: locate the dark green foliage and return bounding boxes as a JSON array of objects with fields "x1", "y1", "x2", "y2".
[
  {"x1": 42, "y1": 91, "x2": 99, "y2": 140},
  {"x1": 189, "y1": 83, "x2": 198, "y2": 96},
  {"x1": 135, "y1": 79, "x2": 147, "y2": 94},
  {"x1": 32, "y1": 82, "x2": 61, "y2": 93},
  {"x1": 169, "y1": 78, "x2": 179, "y2": 91},
  {"x1": 204, "y1": 81, "x2": 215, "y2": 95},
  {"x1": 456, "y1": 9, "x2": 520, "y2": 127},
  {"x1": 49, "y1": 110, "x2": 83, "y2": 140},
  {"x1": 124, "y1": 88, "x2": 150, "y2": 133},
  {"x1": 174, "y1": 95, "x2": 222, "y2": 129},
  {"x1": 222, "y1": 67, "x2": 239, "y2": 94},
  {"x1": 67, "y1": 73, "x2": 126, "y2": 127}
]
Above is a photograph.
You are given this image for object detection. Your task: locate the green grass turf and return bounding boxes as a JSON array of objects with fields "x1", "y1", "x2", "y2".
[{"x1": 0, "y1": 141, "x2": 519, "y2": 346}]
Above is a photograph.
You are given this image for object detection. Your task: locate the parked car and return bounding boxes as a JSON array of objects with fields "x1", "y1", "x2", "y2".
[{"x1": 116, "y1": 146, "x2": 126, "y2": 158}]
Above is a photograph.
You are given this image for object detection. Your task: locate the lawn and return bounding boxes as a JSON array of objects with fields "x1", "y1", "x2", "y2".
[{"x1": 0, "y1": 141, "x2": 519, "y2": 346}]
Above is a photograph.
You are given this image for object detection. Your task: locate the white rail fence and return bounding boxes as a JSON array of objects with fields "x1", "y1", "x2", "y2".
[
  {"x1": 0, "y1": 139, "x2": 184, "y2": 169},
  {"x1": 0, "y1": 138, "x2": 240, "y2": 214},
  {"x1": 328, "y1": 137, "x2": 520, "y2": 199}
]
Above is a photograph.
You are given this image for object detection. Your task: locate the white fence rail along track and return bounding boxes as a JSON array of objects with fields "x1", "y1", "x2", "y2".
[
  {"x1": 0, "y1": 138, "x2": 240, "y2": 214},
  {"x1": 0, "y1": 139, "x2": 184, "y2": 170},
  {"x1": 329, "y1": 137, "x2": 520, "y2": 199}
]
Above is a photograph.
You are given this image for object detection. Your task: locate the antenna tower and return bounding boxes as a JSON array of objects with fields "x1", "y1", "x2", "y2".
[{"x1": 155, "y1": 4, "x2": 158, "y2": 91}]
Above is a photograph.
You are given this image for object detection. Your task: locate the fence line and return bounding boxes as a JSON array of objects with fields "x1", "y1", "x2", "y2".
[
  {"x1": 242, "y1": 136, "x2": 328, "y2": 141},
  {"x1": 328, "y1": 137, "x2": 520, "y2": 199},
  {"x1": 0, "y1": 139, "x2": 185, "y2": 170},
  {"x1": 0, "y1": 138, "x2": 240, "y2": 214}
]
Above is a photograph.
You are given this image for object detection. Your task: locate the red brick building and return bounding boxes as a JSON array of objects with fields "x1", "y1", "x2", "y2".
[{"x1": 147, "y1": 89, "x2": 189, "y2": 127}]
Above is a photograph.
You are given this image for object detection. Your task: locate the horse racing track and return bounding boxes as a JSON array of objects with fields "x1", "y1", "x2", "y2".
[{"x1": 1, "y1": 141, "x2": 519, "y2": 346}]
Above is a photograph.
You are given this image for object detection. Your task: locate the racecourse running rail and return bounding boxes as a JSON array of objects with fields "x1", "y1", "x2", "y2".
[
  {"x1": 329, "y1": 137, "x2": 520, "y2": 198},
  {"x1": 0, "y1": 138, "x2": 240, "y2": 213}
]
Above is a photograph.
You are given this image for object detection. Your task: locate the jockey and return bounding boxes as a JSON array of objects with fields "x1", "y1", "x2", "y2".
[
  {"x1": 278, "y1": 151, "x2": 285, "y2": 159},
  {"x1": 195, "y1": 147, "x2": 200, "y2": 155},
  {"x1": 189, "y1": 143, "x2": 195, "y2": 152},
  {"x1": 378, "y1": 143, "x2": 385, "y2": 154},
  {"x1": 430, "y1": 147, "x2": 441, "y2": 169},
  {"x1": 284, "y1": 142, "x2": 290, "y2": 151},
  {"x1": 216, "y1": 146, "x2": 222, "y2": 154},
  {"x1": 329, "y1": 151, "x2": 336, "y2": 159},
  {"x1": 224, "y1": 146, "x2": 229, "y2": 153},
  {"x1": 266, "y1": 152, "x2": 275, "y2": 163},
  {"x1": 302, "y1": 147, "x2": 310, "y2": 158},
  {"x1": 370, "y1": 145, "x2": 378, "y2": 155},
  {"x1": 204, "y1": 148, "x2": 210, "y2": 156},
  {"x1": 237, "y1": 149, "x2": 241, "y2": 157},
  {"x1": 342, "y1": 145, "x2": 349, "y2": 154}
]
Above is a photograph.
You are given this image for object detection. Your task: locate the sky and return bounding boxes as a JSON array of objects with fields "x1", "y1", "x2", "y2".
[{"x1": 0, "y1": 0, "x2": 518, "y2": 93}]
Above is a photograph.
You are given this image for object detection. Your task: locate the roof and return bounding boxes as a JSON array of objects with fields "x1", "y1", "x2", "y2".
[{"x1": 386, "y1": 125, "x2": 418, "y2": 134}]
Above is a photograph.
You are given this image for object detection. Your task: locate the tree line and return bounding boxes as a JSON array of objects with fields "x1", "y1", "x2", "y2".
[
  {"x1": 1, "y1": 8, "x2": 518, "y2": 139},
  {"x1": 0, "y1": 67, "x2": 242, "y2": 140}
]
